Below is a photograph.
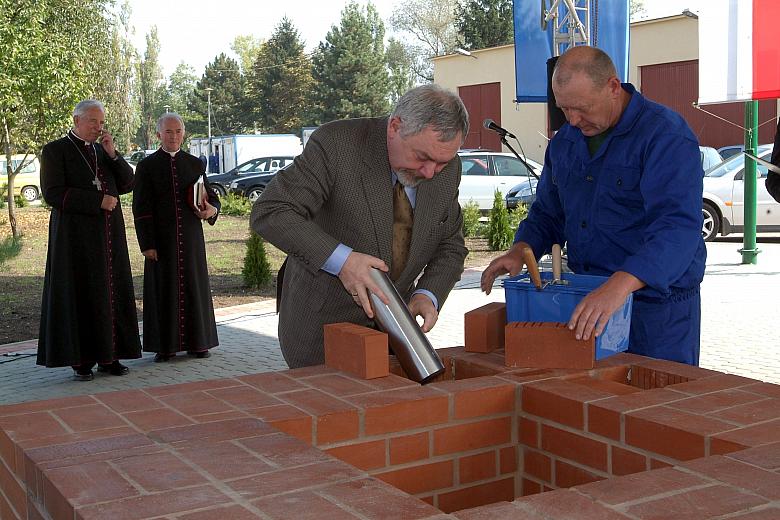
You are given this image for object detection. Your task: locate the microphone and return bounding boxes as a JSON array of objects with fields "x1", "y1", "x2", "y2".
[{"x1": 483, "y1": 119, "x2": 516, "y2": 139}]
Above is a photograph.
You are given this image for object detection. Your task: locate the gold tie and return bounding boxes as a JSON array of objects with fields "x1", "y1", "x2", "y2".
[{"x1": 391, "y1": 181, "x2": 414, "y2": 281}]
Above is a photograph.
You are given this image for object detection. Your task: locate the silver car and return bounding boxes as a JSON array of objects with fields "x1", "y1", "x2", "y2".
[
  {"x1": 702, "y1": 144, "x2": 780, "y2": 241},
  {"x1": 457, "y1": 151, "x2": 542, "y2": 210}
]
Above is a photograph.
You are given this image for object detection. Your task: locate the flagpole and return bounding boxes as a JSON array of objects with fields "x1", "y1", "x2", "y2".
[{"x1": 740, "y1": 100, "x2": 759, "y2": 264}]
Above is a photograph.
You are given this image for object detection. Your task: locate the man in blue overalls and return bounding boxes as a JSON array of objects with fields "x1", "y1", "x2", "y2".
[{"x1": 481, "y1": 46, "x2": 706, "y2": 365}]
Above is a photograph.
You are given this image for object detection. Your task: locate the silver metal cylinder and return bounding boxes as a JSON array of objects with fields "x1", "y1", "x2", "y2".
[{"x1": 368, "y1": 268, "x2": 445, "y2": 384}]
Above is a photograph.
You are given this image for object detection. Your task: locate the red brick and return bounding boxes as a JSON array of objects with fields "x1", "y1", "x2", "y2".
[
  {"x1": 682, "y1": 455, "x2": 780, "y2": 500},
  {"x1": 505, "y1": 322, "x2": 595, "y2": 369},
  {"x1": 541, "y1": 424, "x2": 608, "y2": 472},
  {"x1": 568, "y1": 376, "x2": 641, "y2": 396},
  {"x1": 389, "y1": 432, "x2": 429, "y2": 465},
  {"x1": 324, "y1": 322, "x2": 389, "y2": 379},
  {"x1": 625, "y1": 484, "x2": 768, "y2": 519},
  {"x1": 237, "y1": 371, "x2": 307, "y2": 394},
  {"x1": 160, "y1": 391, "x2": 234, "y2": 418},
  {"x1": 576, "y1": 466, "x2": 707, "y2": 505},
  {"x1": 178, "y1": 504, "x2": 261, "y2": 520},
  {"x1": 519, "y1": 416, "x2": 539, "y2": 448},
  {"x1": 741, "y1": 382, "x2": 780, "y2": 399},
  {"x1": 349, "y1": 388, "x2": 449, "y2": 435},
  {"x1": 176, "y1": 441, "x2": 275, "y2": 480},
  {"x1": 711, "y1": 419, "x2": 780, "y2": 450},
  {"x1": 446, "y1": 380, "x2": 515, "y2": 419},
  {"x1": 326, "y1": 439, "x2": 386, "y2": 471},
  {"x1": 459, "y1": 450, "x2": 496, "y2": 483},
  {"x1": 0, "y1": 396, "x2": 94, "y2": 418},
  {"x1": 0, "y1": 458, "x2": 25, "y2": 518},
  {"x1": 725, "y1": 441, "x2": 780, "y2": 471},
  {"x1": 500, "y1": 446, "x2": 517, "y2": 474},
  {"x1": 375, "y1": 460, "x2": 454, "y2": 495},
  {"x1": 669, "y1": 373, "x2": 759, "y2": 395},
  {"x1": 625, "y1": 406, "x2": 737, "y2": 460},
  {"x1": 147, "y1": 417, "x2": 276, "y2": 445},
  {"x1": 43, "y1": 460, "x2": 138, "y2": 518},
  {"x1": 145, "y1": 378, "x2": 242, "y2": 397},
  {"x1": 228, "y1": 460, "x2": 362, "y2": 500},
  {"x1": 666, "y1": 389, "x2": 767, "y2": 415},
  {"x1": 0, "y1": 412, "x2": 69, "y2": 442},
  {"x1": 554, "y1": 460, "x2": 604, "y2": 488},
  {"x1": 433, "y1": 417, "x2": 512, "y2": 455},
  {"x1": 94, "y1": 390, "x2": 162, "y2": 414},
  {"x1": 253, "y1": 490, "x2": 361, "y2": 519},
  {"x1": 300, "y1": 374, "x2": 375, "y2": 397},
  {"x1": 522, "y1": 477, "x2": 542, "y2": 496},
  {"x1": 438, "y1": 477, "x2": 514, "y2": 513},
  {"x1": 523, "y1": 448, "x2": 551, "y2": 482},
  {"x1": 247, "y1": 404, "x2": 313, "y2": 443},
  {"x1": 711, "y1": 398, "x2": 780, "y2": 426},
  {"x1": 610, "y1": 445, "x2": 647, "y2": 476},
  {"x1": 514, "y1": 488, "x2": 627, "y2": 519},
  {"x1": 112, "y1": 451, "x2": 208, "y2": 492},
  {"x1": 464, "y1": 302, "x2": 506, "y2": 353},
  {"x1": 205, "y1": 385, "x2": 282, "y2": 409},
  {"x1": 122, "y1": 408, "x2": 194, "y2": 432},
  {"x1": 587, "y1": 387, "x2": 689, "y2": 441},
  {"x1": 728, "y1": 509, "x2": 780, "y2": 520},
  {"x1": 650, "y1": 458, "x2": 673, "y2": 469},
  {"x1": 239, "y1": 433, "x2": 331, "y2": 470},
  {"x1": 76, "y1": 485, "x2": 233, "y2": 519},
  {"x1": 523, "y1": 379, "x2": 616, "y2": 430},
  {"x1": 319, "y1": 478, "x2": 442, "y2": 519}
]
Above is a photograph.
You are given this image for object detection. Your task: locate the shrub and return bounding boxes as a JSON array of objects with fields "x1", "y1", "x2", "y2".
[
  {"x1": 487, "y1": 189, "x2": 512, "y2": 251},
  {"x1": 14, "y1": 195, "x2": 27, "y2": 208},
  {"x1": 462, "y1": 200, "x2": 483, "y2": 238},
  {"x1": 0, "y1": 236, "x2": 22, "y2": 266},
  {"x1": 219, "y1": 192, "x2": 252, "y2": 216},
  {"x1": 243, "y1": 231, "x2": 272, "y2": 288},
  {"x1": 119, "y1": 192, "x2": 133, "y2": 208}
]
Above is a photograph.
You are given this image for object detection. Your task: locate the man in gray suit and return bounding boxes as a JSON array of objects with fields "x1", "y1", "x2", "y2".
[{"x1": 251, "y1": 84, "x2": 469, "y2": 368}]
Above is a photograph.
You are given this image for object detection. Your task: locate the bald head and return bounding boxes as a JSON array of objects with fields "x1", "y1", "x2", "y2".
[{"x1": 553, "y1": 46, "x2": 617, "y2": 91}]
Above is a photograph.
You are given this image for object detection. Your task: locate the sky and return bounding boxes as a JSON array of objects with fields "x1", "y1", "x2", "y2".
[{"x1": 127, "y1": 0, "x2": 705, "y2": 78}]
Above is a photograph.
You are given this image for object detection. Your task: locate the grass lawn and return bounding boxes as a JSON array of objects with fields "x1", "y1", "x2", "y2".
[{"x1": 0, "y1": 205, "x2": 499, "y2": 345}]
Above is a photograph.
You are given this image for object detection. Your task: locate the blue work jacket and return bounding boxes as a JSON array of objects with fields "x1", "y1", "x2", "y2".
[{"x1": 516, "y1": 83, "x2": 706, "y2": 300}]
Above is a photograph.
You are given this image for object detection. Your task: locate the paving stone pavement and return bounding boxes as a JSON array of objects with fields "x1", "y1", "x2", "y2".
[{"x1": 1, "y1": 238, "x2": 778, "y2": 405}]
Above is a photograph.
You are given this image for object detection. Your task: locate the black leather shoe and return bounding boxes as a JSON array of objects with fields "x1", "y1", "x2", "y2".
[
  {"x1": 188, "y1": 350, "x2": 211, "y2": 359},
  {"x1": 154, "y1": 353, "x2": 175, "y2": 363},
  {"x1": 97, "y1": 361, "x2": 129, "y2": 376},
  {"x1": 72, "y1": 369, "x2": 94, "y2": 381}
]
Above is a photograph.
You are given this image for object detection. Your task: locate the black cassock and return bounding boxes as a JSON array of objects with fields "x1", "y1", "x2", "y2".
[
  {"x1": 133, "y1": 149, "x2": 220, "y2": 354},
  {"x1": 37, "y1": 132, "x2": 141, "y2": 368}
]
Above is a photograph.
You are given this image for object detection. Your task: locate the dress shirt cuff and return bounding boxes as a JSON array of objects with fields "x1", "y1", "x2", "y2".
[
  {"x1": 322, "y1": 243, "x2": 353, "y2": 275},
  {"x1": 413, "y1": 289, "x2": 438, "y2": 310}
]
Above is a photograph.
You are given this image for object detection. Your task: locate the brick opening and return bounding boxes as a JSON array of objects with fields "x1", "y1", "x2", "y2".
[{"x1": 390, "y1": 353, "x2": 501, "y2": 383}]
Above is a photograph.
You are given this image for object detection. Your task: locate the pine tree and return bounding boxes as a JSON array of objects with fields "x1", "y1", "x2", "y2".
[
  {"x1": 487, "y1": 189, "x2": 512, "y2": 251},
  {"x1": 311, "y1": 2, "x2": 391, "y2": 123},
  {"x1": 386, "y1": 38, "x2": 415, "y2": 103},
  {"x1": 243, "y1": 232, "x2": 272, "y2": 288},
  {"x1": 187, "y1": 54, "x2": 248, "y2": 137},
  {"x1": 455, "y1": 0, "x2": 514, "y2": 50},
  {"x1": 248, "y1": 17, "x2": 313, "y2": 134},
  {"x1": 136, "y1": 27, "x2": 166, "y2": 149}
]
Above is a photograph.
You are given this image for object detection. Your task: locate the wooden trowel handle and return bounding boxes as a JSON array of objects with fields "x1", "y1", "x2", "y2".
[
  {"x1": 522, "y1": 246, "x2": 542, "y2": 289},
  {"x1": 552, "y1": 244, "x2": 562, "y2": 282}
]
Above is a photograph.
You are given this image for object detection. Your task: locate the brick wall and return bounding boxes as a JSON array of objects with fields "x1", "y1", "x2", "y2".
[{"x1": 1, "y1": 350, "x2": 778, "y2": 519}]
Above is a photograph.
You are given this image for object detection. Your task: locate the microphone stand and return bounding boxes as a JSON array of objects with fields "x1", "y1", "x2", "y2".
[{"x1": 499, "y1": 134, "x2": 539, "y2": 180}]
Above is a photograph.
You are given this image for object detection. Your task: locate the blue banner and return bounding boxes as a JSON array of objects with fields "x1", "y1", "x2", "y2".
[{"x1": 514, "y1": 0, "x2": 629, "y2": 102}]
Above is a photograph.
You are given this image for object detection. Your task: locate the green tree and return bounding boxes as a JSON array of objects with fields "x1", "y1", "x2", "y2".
[
  {"x1": 137, "y1": 27, "x2": 166, "y2": 149},
  {"x1": 311, "y1": 2, "x2": 391, "y2": 123},
  {"x1": 389, "y1": 0, "x2": 459, "y2": 82},
  {"x1": 248, "y1": 17, "x2": 313, "y2": 134},
  {"x1": 231, "y1": 34, "x2": 264, "y2": 75},
  {"x1": 165, "y1": 62, "x2": 198, "y2": 122},
  {"x1": 487, "y1": 189, "x2": 512, "y2": 251},
  {"x1": 386, "y1": 38, "x2": 415, "y2": 103},
  {"x1": 455, "y1": 0, "x2": 514, "y2": 50},
  {"x1": 188, "y1": 54, "x2": 248, "y2": 137},
  {"x1": 92, "y1": 0, "x2": 140, "y2": 154},
  {"x1": 0, "y1": 0, "x2": 110, "y2": 237},
  {"x1": 243, "y1": 232, "x2": 272, "y2": 288}
]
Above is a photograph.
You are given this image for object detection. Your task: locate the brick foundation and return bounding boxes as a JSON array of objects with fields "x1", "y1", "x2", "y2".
[{"x1": 1, "y1": 350, "x2": 779, "y2": 519}]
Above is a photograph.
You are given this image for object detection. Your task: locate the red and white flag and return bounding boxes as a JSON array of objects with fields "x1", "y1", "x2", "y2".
[{"x1": 698, "y1": 0, "x2": 780, "y2": 104}]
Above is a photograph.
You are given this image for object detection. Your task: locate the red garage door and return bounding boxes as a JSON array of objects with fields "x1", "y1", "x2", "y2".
[
  {"x1": 458, "y1": 82, "x2": 501, "y2": 151},
  {"x1": 640, "y1": 60, "x2": 777, "y2": 149}
]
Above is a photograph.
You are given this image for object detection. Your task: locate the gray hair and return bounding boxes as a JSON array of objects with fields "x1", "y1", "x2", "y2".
[
  {"x1": 553, "y1": 46, "x2": 617, "y2": 89},
  {"x1": 73, "y1": 100, "x2": 105, "y2": 117},
  {"x1": 157, "y1": 112, "x2": 185, "y2": 132},
  {"x1": 391, "y1": 84, "x2": 469, "y2": 143}
]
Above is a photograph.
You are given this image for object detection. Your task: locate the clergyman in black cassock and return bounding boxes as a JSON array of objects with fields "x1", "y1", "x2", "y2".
[
  {"x1": 37, "y1": 100, "x2": 141, "y2": 380},
  {"x1": 132, "y1": 113, "x2": 220, "y2": 361}
]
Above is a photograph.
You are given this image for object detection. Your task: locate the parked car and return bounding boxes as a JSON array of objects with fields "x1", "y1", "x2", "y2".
[
  {"x1": 209, "y1": 156, "x2": 294, "y2": 197},
  {"x1": 506, "y1": 146, "x2": 725, "y2": 210},
  {"x1": 0, "y1": 154, "x2": 41, "y2": 201},
  {"x1": 229, "y1": 166, "x2": 288, "y2": 203},
  {"x1": 702, "y1": 144, "x2": 779, "y2": 241},
  {"x1": 717, "y1": 145, "x2": 745, "y2": 161},
  {"x1": 124, "y1": 149, "x2": 156, "y2": 165},
  {"x1": 457, "y1": 150, "x2": 542, "y2": 211}
]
